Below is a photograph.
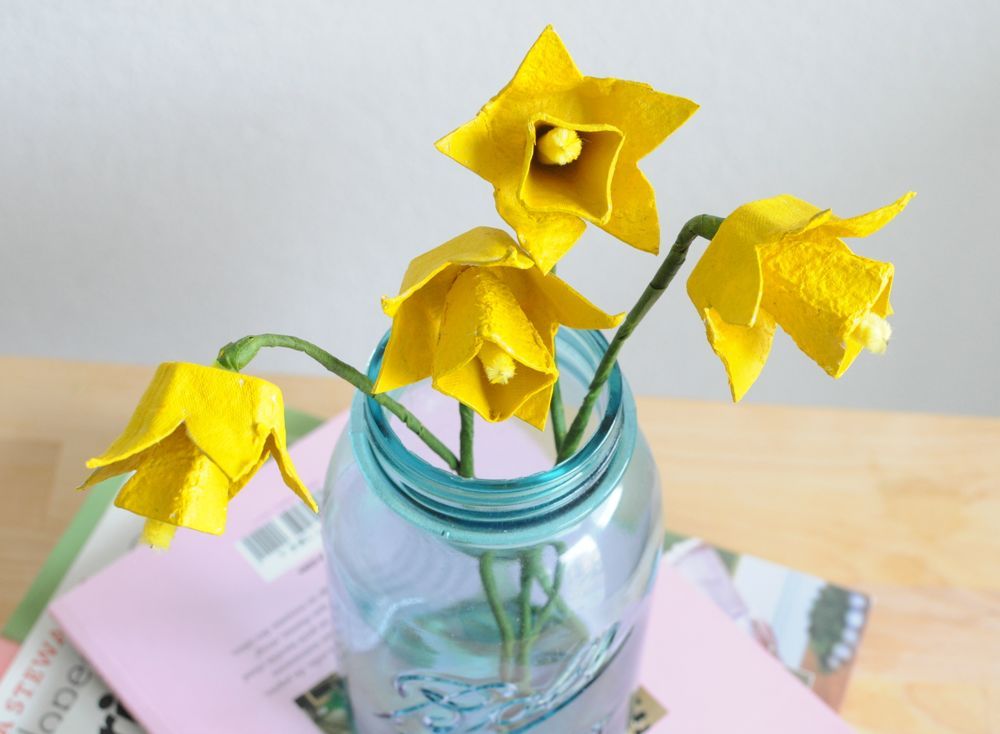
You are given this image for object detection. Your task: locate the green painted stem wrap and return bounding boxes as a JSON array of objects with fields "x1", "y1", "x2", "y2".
[
  {"x1": 557, "y1": 214, "x2": 724, "y2": 462},
  {"x1": 217, "y1": 333, "x2": 460, "y2": 472}
]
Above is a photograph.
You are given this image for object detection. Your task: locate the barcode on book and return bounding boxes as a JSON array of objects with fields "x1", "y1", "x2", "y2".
[{"x1": 237, "y1": 504, "x2": 323, "y2": 582}]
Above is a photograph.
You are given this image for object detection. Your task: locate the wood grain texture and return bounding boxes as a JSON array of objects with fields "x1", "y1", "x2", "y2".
[{"x1": 1, "y1": 356, "x2": 997, "y2": 733}]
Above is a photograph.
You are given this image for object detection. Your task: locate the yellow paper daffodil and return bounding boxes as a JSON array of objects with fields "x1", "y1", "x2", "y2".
[
  {"x1": 687, "y1": 192, "x2": 915, "y2": 401},
  {"x1": 373, "y1": 226, "x2": 623, "y2": 428},
  {"x1": 436, "y1": 26, "x2": 698, "y2": 273},
  {"x1": 79, "y1": 362, "x2": 316, "y2": 549}
]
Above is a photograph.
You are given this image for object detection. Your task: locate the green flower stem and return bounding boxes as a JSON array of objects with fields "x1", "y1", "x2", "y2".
[
  {"x1": 547, "y1": 266, "x2": 568, "y2": 454},
  {"x1": 216, "y1": 333, "x2": 460, "y2": 472},
  {"x1": 459, "y1": 404, "x2": 475, "y2": 478},
  {"x1": 479, "y1": 552, "x2": 515, "y2": 678},
  {"x1": 557, "y1": 214, "x2": 724, "y2": 462},
  {"x1": 549, "y1": 376, "x2": 568, "y2": 453},
  {"x1": 516, "y1": 551, "x2": 537, "y2": 671},
  {"x1": 530, "y1": 546, "x2": 567, "y2": 632},
  {"x1": 514, "y1": 545, "x2": 571, "y2": 674}
]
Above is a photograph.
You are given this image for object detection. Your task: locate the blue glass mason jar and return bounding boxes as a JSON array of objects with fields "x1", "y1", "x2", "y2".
[{"x1": 321, "y1": 328, "x2": 663, "y2": 734}]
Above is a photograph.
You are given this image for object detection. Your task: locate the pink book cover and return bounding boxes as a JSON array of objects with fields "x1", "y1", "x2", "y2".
[{"x1": 50, "y1": 415, "x2": 853, "y2": 733}]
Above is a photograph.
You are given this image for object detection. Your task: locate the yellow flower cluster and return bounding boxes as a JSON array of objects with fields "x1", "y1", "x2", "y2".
[
  {"x1": 378, "y1": 25, "x2": 912, "y2": 412},
  {"x1": 375, "y1": 26, "x2": 694, "y2": 419},
  {"x1": 80, "y1": 26, "x2": 913, "y2": 546}
]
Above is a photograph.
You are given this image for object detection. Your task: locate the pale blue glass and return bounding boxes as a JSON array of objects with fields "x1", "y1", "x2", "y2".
[{"x1": 321, "y1": 329, "x2": 663, "y2": 733}]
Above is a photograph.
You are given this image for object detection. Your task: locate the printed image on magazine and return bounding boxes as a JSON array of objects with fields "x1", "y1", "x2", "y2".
[{"x1": 663, "y1": 531, "x2": 870, "y2": 709}]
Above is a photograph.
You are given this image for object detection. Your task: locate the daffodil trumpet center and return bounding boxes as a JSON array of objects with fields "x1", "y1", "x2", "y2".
[
  {"x1": 478, "y1": 341, "x2": 518, "y2": 385},
  {"x1": 521, "y1": 120, "x2": 624, "y2": 225},
  {"x1": 535, "y1": 126, "x2": 583, "y2": 166},
  {"x1": 849, "y1": 313, "x2": 892, "y2": 355}
]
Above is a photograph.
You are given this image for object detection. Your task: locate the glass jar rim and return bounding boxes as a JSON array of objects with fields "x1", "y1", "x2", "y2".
[{"x1": 355, "y1": 328, "x2": 634, "y2": 546}]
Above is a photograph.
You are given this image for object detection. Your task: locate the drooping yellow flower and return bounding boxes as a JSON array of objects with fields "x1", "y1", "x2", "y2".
[
  {"x1": 79, "y1": 363, "x2": 316, "y2": 549},
  {"x1": 687, "y1": 192, "x2": 915, "y2": 401},
  {"x1": 373, "y1": 226, "x2": 623, "y2": 428},
  {"x1": 436, "y1": 26, "x2": 698, "y2": 273}
]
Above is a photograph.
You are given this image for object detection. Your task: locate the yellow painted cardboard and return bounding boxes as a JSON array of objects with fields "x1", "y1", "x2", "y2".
[
  {"x1": 373, "y1": 227, "x2": 623, "y2": 428},
  {"x1": 79, "y1": 362, "x2": 316, "y2": 548},
  {"x1": 435, "y1": 26, "x2": 699, "y2": 272},
  {"x1": 687, "y1": 193, "x2": 915, "y2": 401}
]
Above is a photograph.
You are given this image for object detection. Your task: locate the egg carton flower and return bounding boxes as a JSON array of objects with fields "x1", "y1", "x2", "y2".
[
  {"x1": 687, "y1": 193, "x2": 915, "y2": 401},
  {"x1": 373, "y1": 226, "x2": 622, "y2": 428},
  {"x1": 79, "y1": 362, "x2": 315, "y2": 548},
  {"x1": 436, "y1": 26, "x2": 698, "y2": 273}
]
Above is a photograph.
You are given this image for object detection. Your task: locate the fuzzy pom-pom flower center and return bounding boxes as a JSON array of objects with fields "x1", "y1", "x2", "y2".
[{"x1": 535, "y1": 127, "x2": 582, "y2": 166}]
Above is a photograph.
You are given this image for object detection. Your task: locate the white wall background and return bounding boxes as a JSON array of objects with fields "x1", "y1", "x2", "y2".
[{"x1": 2, "y1": 0, "x2": 997, "y2": 416}]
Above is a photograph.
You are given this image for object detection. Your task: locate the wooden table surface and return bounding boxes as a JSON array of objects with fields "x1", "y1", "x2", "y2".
[{"x1": 1, "y1": 356, "x2": 998, "y2": 733}]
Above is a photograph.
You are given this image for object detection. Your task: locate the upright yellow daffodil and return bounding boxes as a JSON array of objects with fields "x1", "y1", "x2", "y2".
[
  {"x1": 79, "y1": 363, "x2": 316, "y2": 549},
  {"x1": 687, "y1": 192, "x2": 915, "y2": 401},
  {"x1": 436, "y1": 26, "x2": 698, "y2": 273},
  {"x1": 373, "y1": 226, "x2": 623, "y2": 428}
]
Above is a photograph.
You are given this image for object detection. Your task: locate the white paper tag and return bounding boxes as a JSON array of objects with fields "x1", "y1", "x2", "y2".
[{"x1": 237, "y1": 504, "x2": 323, "y2": 582}]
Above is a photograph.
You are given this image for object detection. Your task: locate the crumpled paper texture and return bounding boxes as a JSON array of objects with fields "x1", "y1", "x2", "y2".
[
  {"x1": 687, "y1": 192, "x2": 915, "y2": 401},
  {"x1": 435, "y1": 26, "x2": 698, "y2": 273},
  {"x1": 373, "y1": 226, "x2": 623, "y2": 428},
  {"x1": 79, "y1": 363, "x2": 315, "y2": 544}
]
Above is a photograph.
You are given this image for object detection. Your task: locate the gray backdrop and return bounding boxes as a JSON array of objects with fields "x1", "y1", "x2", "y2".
[{"x1": 2, "y1": 0, "x2": 997, "y2": 416}]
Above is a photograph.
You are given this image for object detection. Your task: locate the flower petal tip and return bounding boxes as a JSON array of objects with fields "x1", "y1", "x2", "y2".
[{"x1": 301, "y1": 493, "x2": 320, "y2": 514}]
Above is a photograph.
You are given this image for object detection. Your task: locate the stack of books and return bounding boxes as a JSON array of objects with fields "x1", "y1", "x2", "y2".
[{"x1": 0, "y1": 413, "x2": 868, "y2": 733}]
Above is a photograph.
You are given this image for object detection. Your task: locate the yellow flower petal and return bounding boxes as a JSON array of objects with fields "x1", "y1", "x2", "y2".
[
  {"x1": 518, "y1": 267, "x2": 625, "y2": 331},
  {"x1": 228, "y1": 448, "x2": 270, "y2": 500},
  {"x1": 83, "y1": 366, "x2": 187, "y2": 469},
  {"x1": 576, "y1": 78, "x2": 699, "y2": 161},
  {"x1": 600, "y1": 164, "x2": 661, "y2": 255},
  {"x1": 382, "y1": 227, "x2": 534, "y2": 316},
  {"x1": 113, "y1": 426, "x2": 232, "y2": 535},
  {"x1": 433, "y1": 268, "x2": 557, "y2": 427},
  {"x1": 436, "y1": 26, "x2": 697, "y2": 272},
  {"x1": 687, "y1": 194, "x2": 825, "y2": 328},
  {"x1": 760, "y1": 235, "x2": 894, "y2": 377},
  {"x1": 374, "y1": 227, "x2": 534, "y2": 394},
  {"x1": 373, "y1": 269, "x2": 458, "y2": 393},
  {"x1": 808, "y1": 192, "x2": 916, "y2": 239},
  {"x1": 702, "y1": 306, "x2": 776, "y2": 403},
  {"x1": 266, "y1": 433, "x2": 317, "y2": 512},
  {"x1": 513, "y1": 386, "x2": 555, "y2": 429},
  {"x1": 86, "y1": 363, "x2": 282, "y2": 483},
  {"x1": 78, "y1": 457, "x2": 138, "y2": 492},
  {"x1": 494, "y1": 197, "x2": 586, "y2": 274},
  {"x1": 507, "y1": 25, "x2": 583, "y2": 95}
]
